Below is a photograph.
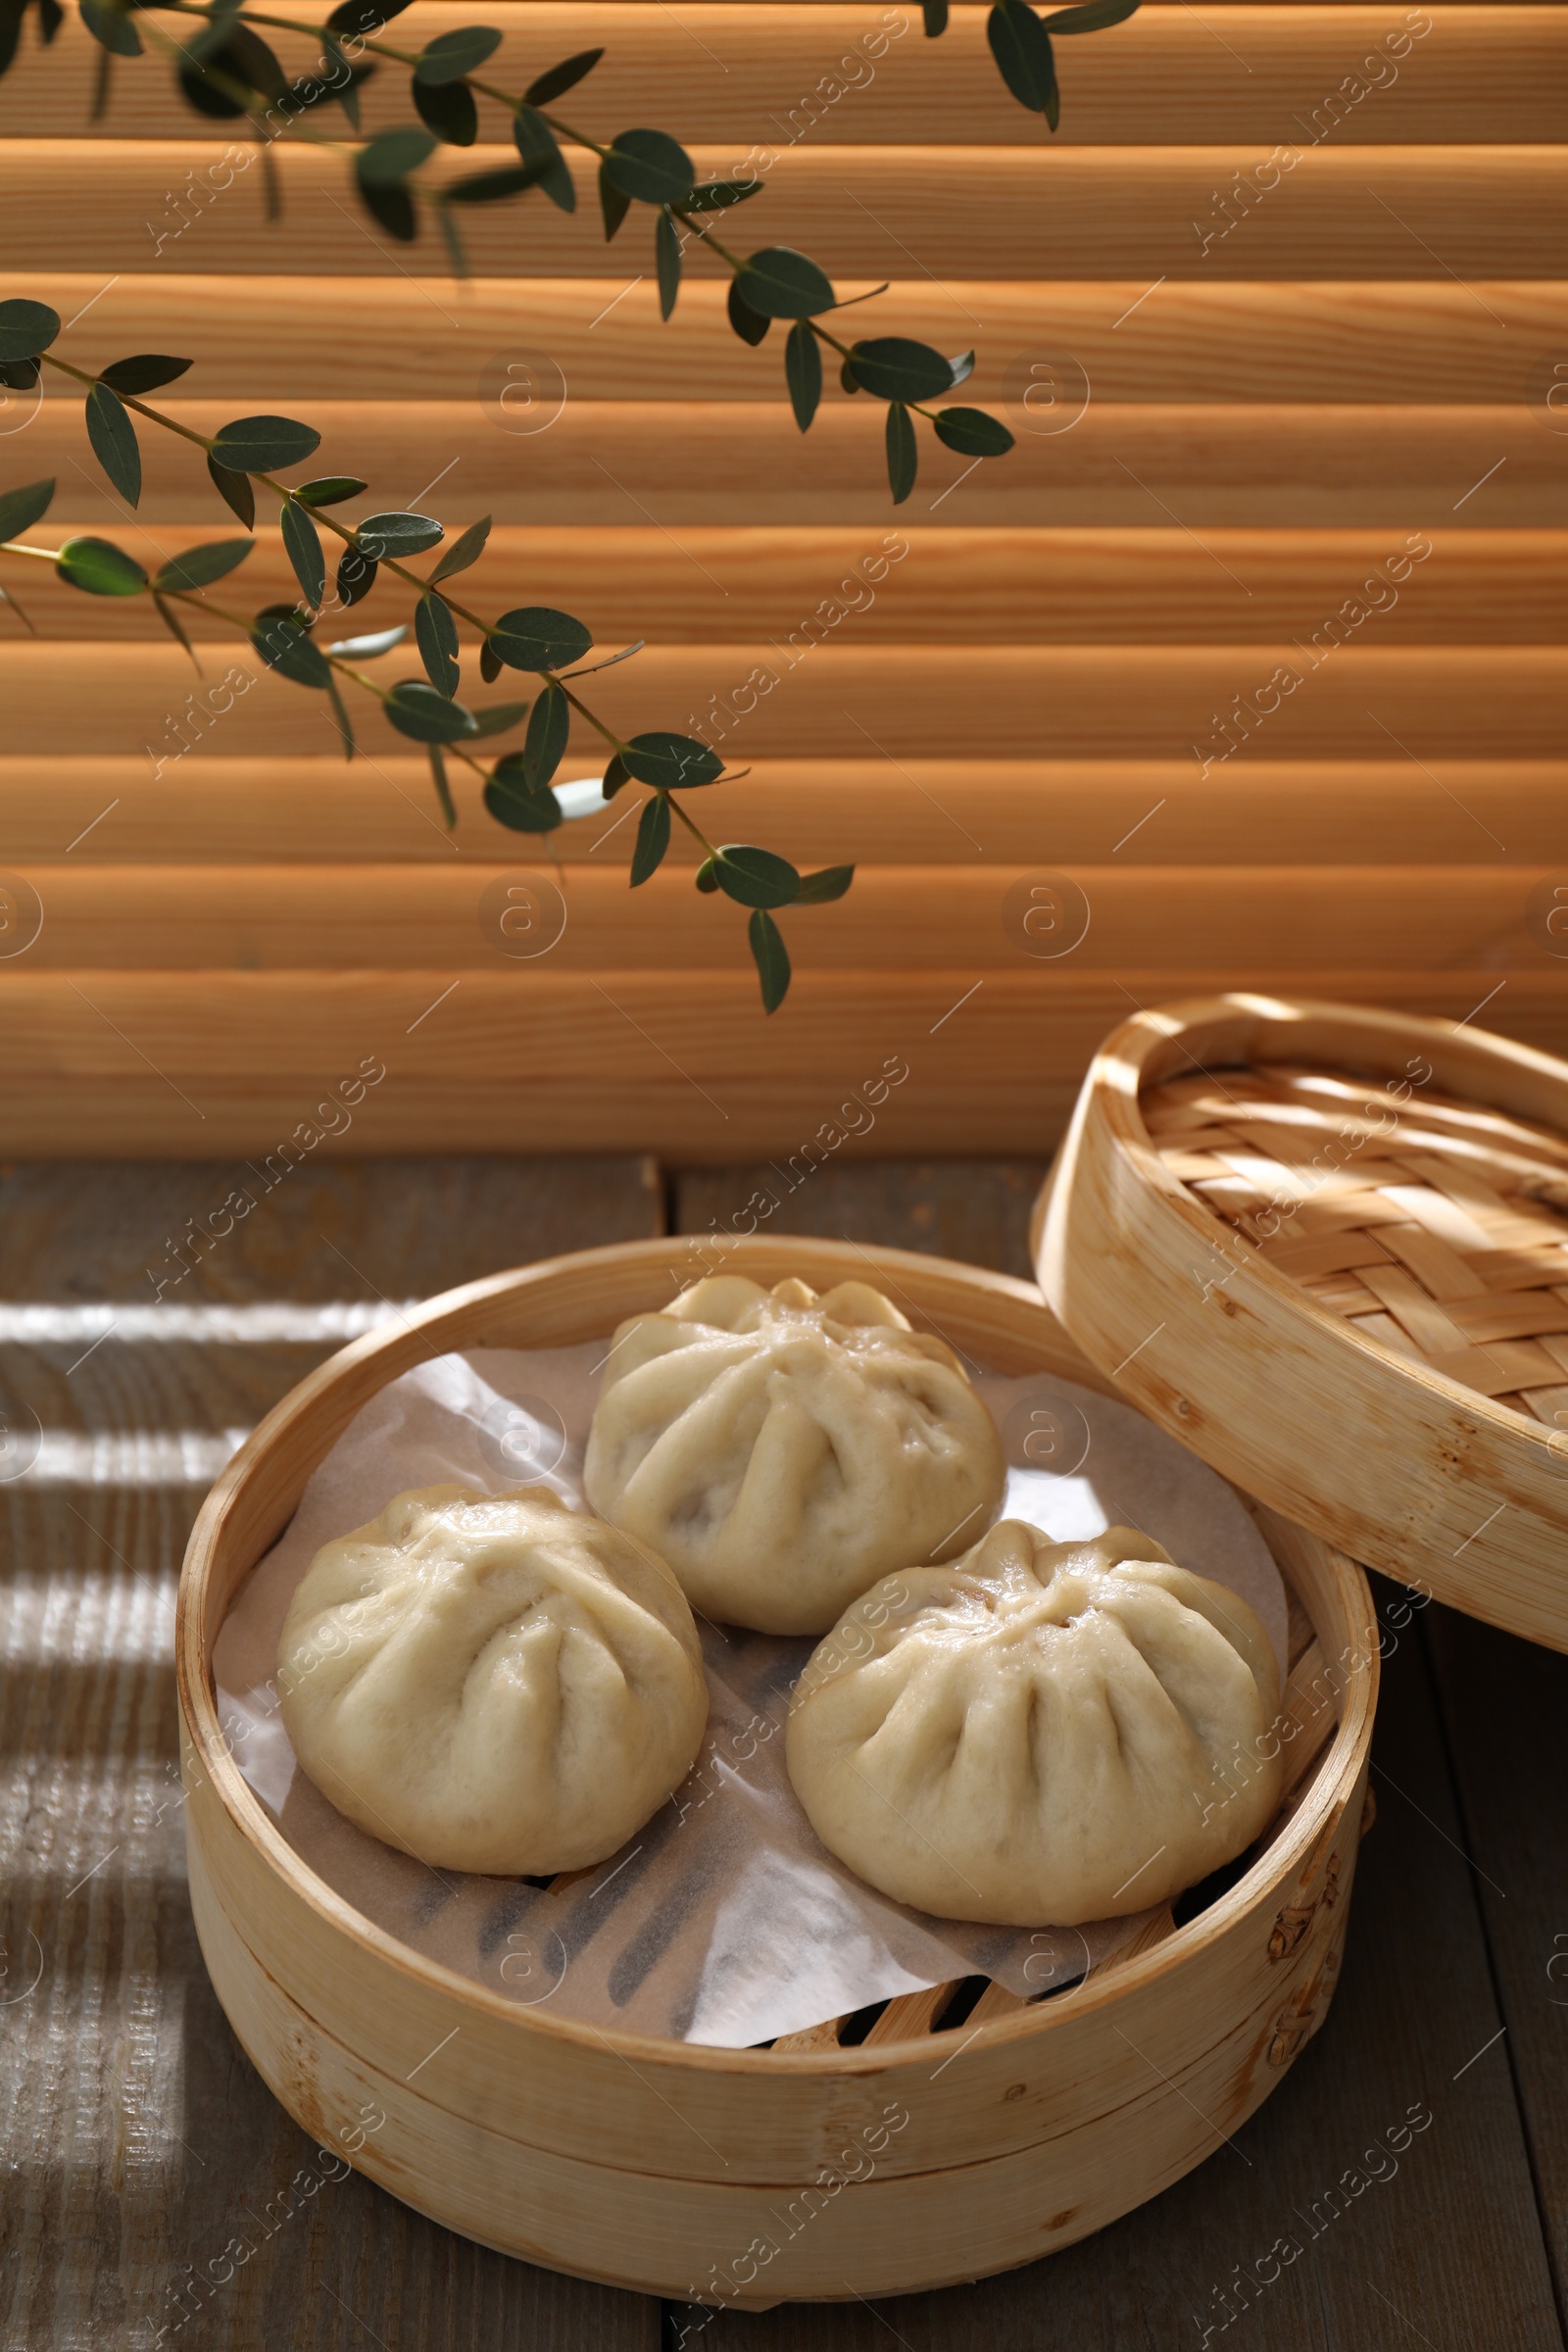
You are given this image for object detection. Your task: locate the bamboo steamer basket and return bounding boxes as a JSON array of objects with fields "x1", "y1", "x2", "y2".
[
  {"x1": 1035, "y1": 992, "x2": 1568, "y2": 1654},
  {"x1": 177, "y1": 1236, "x2": 1376, "y2": 2305}
]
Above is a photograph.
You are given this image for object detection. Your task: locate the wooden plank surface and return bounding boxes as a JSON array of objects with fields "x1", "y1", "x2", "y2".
[{"x1": 0, "y1": 1155, "x2": 663, "y2": 2351}]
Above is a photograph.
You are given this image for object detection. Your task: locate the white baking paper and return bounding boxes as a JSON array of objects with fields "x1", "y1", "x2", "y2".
[{"x1": 213, "y1": 1345, "x2": 1286, "y2": 2048}]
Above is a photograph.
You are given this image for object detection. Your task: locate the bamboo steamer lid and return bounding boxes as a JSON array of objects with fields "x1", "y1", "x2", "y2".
[{"x1": 1035, "y1": 993, "x2": 1568, "y2": 1654}]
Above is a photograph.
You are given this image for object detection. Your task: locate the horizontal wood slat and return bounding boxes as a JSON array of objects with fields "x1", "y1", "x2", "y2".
[
  {"x1": 17, "y1": 527, "x2": 1562, "y2": 644},
  {"x1": 2, "y1": 758, "x2": 1559, "y2": 866},
  {"x1": 4, "y1": 7, "x2": 1555, "y2": 147},
  {"x1": 12, "y1": 141, "x2": 1562, "y2": 279},
  {"x1": 7, "y1": 273, "x2": 1559, "y2": 403},
  {"x1": 2, "y1": 969, "x2": 1565, "y2": 1162},
  {"x1": 3, "y1": 643, "x2": 1561, "y2": 760},
  {"x1": 15, "y1": 400, "x2": 1566, "y2": 531}
]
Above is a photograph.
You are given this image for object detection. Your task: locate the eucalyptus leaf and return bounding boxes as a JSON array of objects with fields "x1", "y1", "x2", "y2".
[
  {"x1": 335, "y1": 547, "x2": 377, "y2": 607},
  {"x1": 921, "y1": 0, "x2": 949, "y2": 28},
  {"x1": 152, "y1": 537, "x2": 253, "y2": 591},
  {"x1": 513, "y1": 105, "x2": 575, "y2": 211},
  {"x1": 947, "y1": 349, "x2": 976, "y2": 388},
  {"x1": 279, "y1": 496, "x2": 325, "y2": 606},
  {"x1": 211, "y1": 414, "x2": 322, "y2": 475},
  {"x1": 695, "y1": 856, "x2": 718, "y2": 894},
  {"x1": 384, "y1": 677, "x2": 478, "y2": 742},
  {"x1": 601, "y1": 751, "x2": 630, "y2": 800},
  {"x1": 324, "y1": 621, "x2": 406, "y2": 656},
  {"x1": 449, "y1": 163, "x2": 535, "y2": 203},
  {"x1": 630, "y1": 792, "x2": 670, "y2": 887},
  {"x1": 656, "y1": 207, "x2": 681, "y2": 321},
  {"x1": 933, "y1": 405, "x2": 1015, "y2": 457},
  {"x1": 682, "y1": 178, "x2": 764, "y2": 213},
  {"x1": 987, "y1": 0, "x2": 1056, "y2": 117},
  {"x1": 414, "y1": 24, "x2": 500, "y2": 82},
  {"x1": 522, "y1": 679, "x2": 568, "y2": 790},
  {"x1": 784, "y1": 320, "x2": 821, "y2": 431},
  {"x1": 0, "y1": 476, "x2": 55, "y2": 543},
  {"x1": 485, "y1": 758, "x2": 562, "y2": 833},
  {"x1": 357, "y1": 124, "x2": 438, "y2": 184},
  {"x1": 603, "y1": 126, "x2": 693, "y2": 208},
  {"x1": 207, "y1": 454, "x2": 255, "y2": 530},
  {"x1": 177, "y1": 46, "x2": 247, "y2": 118},
  {"x1": 620, "y1": 731, "x2": 724, "y2": 791},
  {"x1": 415, "y1": 588, "x2": 460, "y2": 696},
  {"x1": 748, "y1": 906, "x2": 791, "y2": 1012},
  {"x1": 295, "y1": 475, "x2": 367, "y2": 508},
  {"x1": 1043, "y1": 0, "x2": 1140, "y2": 27},
  {"x1": 0, "y1": 357, "x2": 39, "y2": 391},
  {"x1": 55, "y1": 534, "x2": 147, "y2": 596},
  {"x1": 415, "y1": 74, "x2": 477, "y2": 144},
  {"x1": 0, "y1": 297, "x2": 59, "y2": 363},
  {"x1": 479, "y1": 636, "x2": 502, "y2": 683},
  {"x1": 523, "y1": 46, "x2": 601, "y2": 106},
  {"x1": 99, "y1": 353, "x2": 192, "y2": 396},
  {"x1": 355, "y1": 510, "x2": 445, "y2": 559},
  {"x1": 599, "y1": 161, "x2": 631, "y2": 240},
  {"x1": 489, "y1": 604, "x2": 592, "y2": 672},
  {"x1": 467, "y1": 700, "x2": 527, "y2": 738},
  {"x1": 427, "y1": 742, "x2": 456, "y2": 826},
  {"x1": 80, "y1": 0, "x2": 140, "y2": 57},
  {"x1": 252, "y1": 609, "x2": 332, "y2": 687},
  {"x1": 429, "y1": 514, "x2": 490, "y2": 581},
  {"x1": 151, "y1": 589, "x2": 201, "y2": 669},
  {"x1": 735, "y1": 246, "x2": 834, "y2": 321},
  {"x1": 794, "y1": 862, "x2": 855, "y2": 904},
  {"x1": 846, "y1": 336, "x2": 955, "y2": 404},
  {"x1": 885, "y1": 400, "x2": 917, "y2": 504},
  {"x1": 726, "y1": 277, "x2": 770, "y2": 347},
  {"x1": 326, "y1": 673, "x2": 357, "y2": 760},
  {"x1": 839, "y1": 357, "x2": 860, "y2": 395},
  {"x1": 713, "y1": 843, "x2": 801, "y2": 908},
  {"x1": 326, "y1": 0, "x2": 414, "y2": 36},
  {"x1": 360, "y1": 180, "x2": 417, "y2": 240}
]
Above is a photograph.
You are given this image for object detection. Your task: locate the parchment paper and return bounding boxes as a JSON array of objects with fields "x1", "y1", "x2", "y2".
[{"x1": 213, "y1": 1344, "x2": 1286, "y2": 2048}]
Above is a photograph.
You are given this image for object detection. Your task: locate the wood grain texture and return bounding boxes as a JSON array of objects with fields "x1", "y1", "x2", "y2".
[
  {"x1": 12, "y1": 139, "x2": 1562, "y2": 279},
  {"x1": 20, "y1": 401, "x2": 1563, "y2": 529},
  {"x1": 2, "y1": 757, "x2": 1562, "y2": 867},
  {"x1": 3, "y1": 5, "x2": 1555, "y2": 147},
  {"x1": 0, "y1": 1156, "x2": 663, "y2": 2351}
]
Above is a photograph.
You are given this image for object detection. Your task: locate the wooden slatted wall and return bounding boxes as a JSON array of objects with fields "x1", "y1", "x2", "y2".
[{"x1": 1, "y1": 1, "x2": 1564, "y2": 1157}]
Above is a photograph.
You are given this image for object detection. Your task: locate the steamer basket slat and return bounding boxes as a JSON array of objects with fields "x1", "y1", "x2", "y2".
[{"x1": 177, "y1": 1237, "x2": 1376, "y2": 2304}]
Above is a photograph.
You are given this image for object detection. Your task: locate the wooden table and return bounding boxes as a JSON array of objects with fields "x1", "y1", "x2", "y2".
[{"x1": 2, "y1": 1154, "x2": 1563, "y2": 2350}]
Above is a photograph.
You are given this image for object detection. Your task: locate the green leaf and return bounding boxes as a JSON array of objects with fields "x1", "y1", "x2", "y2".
[
  {"x1": 325, "y1": 620, "x2": 404, "y2": 656},
  {"x1": 355, "y1": 510, "x2": 444, "y2": 558},
  {"x1": 695, "y1": 856, "x2": 718, "y2": 893},
  {"x1": 479, "y1": 635, "x2": 502, "y2": 683},
  {"x1": 357, "y1": 124, "x2": 438, "y2": 184},
  {"x1": 252, "y1": 608, "x2": 332, "y2": 686},
  {"x1": 0, "y1": 477, "x2": 55, "y2": 543},
  {"x1": 295, "y1": 475, "x2": 367, "y2": 509},
  {"x1": 784, "y1": 320, "x2": 821, "y2": 432},
  {"x1": 987, "y1": 0, "x2": 1056, "y2": 116},
  {"x1": 414, "y1": 24, "x2": 500, "y2": 82},
  {"x1": 713, "y1": 844, "x2": 801, "y2": 909},
  {"x1": 513, "y1": 105, "x2": 575, "y2": 211},
  {"x1": 846, "y1": 336, "x2": 956, "y2": 404},
  {"x1": 948, "y1": 348, "x2": 976, "y2": 388},
  {"x1": 326, "y1": 0, "x2": 413, "y2": 35},
  {"x1": 735, "y1": 246, "x2": 835, "y2": 321},
  {"x1": 726, "y1": 277, "x2": 770, "y2": 347},
  {"x1": 656, "y1": 207, "x2": 681, "y2": 321},
  {"x1": 601, "y1": 751, "x2": 630, "y2": 800},
  {"x1": 630, "y1": 792, "x2": 670, "y2": 887},
  {"x1": 98, "y1": 353, "x2": 191, "y2": 396},
  {"x1": 921, "y1": 1, "x2": 949, "y2": 29},
  {"x1": 427, "y1": 742, "x2": 457, "y2": 826},
  {"x1": 384, "y1": 678, "x2": 478, "y2": 743},
  {"x1": 604, "y1": 126, "x2": 693, "y2": 208},
  {"x1": 485, "y1": 757, "x2": 562, "y2": 832},
  {"x1": 1042, "y1": 0, "x2": 1139, "y2": 28},
  {"x1": 280, "y1": 496, "x2": 325, "y2": 606},
  {"x1": 748, "y1": 907, "x2": 791, "y2": 1012},
  {"x1": 840, "y1": 357, "x2": 861, "y2": 395},
  {"x1": 336, "y1": 546, "x2": 377, "y2": 607},
  {"x1": 84, "y1": 382, "x2": 141, "y2": 508},
  {"x1": 885, "y1": 401, "x2": 917, "y2": 504},
  {"x1": 207, "y1": 453, "x2": 255, "y2": 529},
  {"x1": 599, "y1": 161, "x2": 632, "y2": 240},
  {"x1": 151, "y1": 589, "x2": 201, "y2": 669},
  {"x1": 80, "y1": 0, "x2": 140, "y2": 56},
  {"x1": 523, "y1": 679, "x2": 568, "y2": 789},
  {"x1": 152, "y1": 537, "x2": 253, "y2": 591},
  {"x1": 933, "y1": 405, "x2": 1015, "y2": 457},
  {"x1": 176, "y1": 43, "x2": 246, "y2": 117},
  {"x1": 449, "y1": 163, "x2": 536, "y2": 203},
  {"x1": 325, "y1": 673, "x2": 357, "y2": 760},
  {"x1": 489, "y1": 605, "x2": 592, "y2": 672},
  {"x1": 211, "y1": 414, "x2": 322, "y2": 475},
  {"x1": 0, "y1": 357, "x2": 39, "y2": 391},
  {"x1": 415, "y1": 589, "x2": 460, "y2": 696},
  {"x1": 415, "y1": 74, "x2": 477, "y2": 144},
  {"x1": 682, "y1": 178, "x2": 764, "y2": 213},
  {"x1": 360, "y1": 181, "x2": 416, "y2": 240},
  {"x1": 430, "y1": 514, "x2": 490, "y2": 581},
  {"x1": 55, "y1": 535, "x2": 146, "y2": 596},
  {"x1": 620, "y1": 732, "x2": 724, "y2": 791},
  {"x1": 523, "y1": 46, "x2": 601, "y2": 106},
  {"x1": 795, "y1": 862, "x2": 855, "y2": 904},
  {"x1": 0, "y1": 298, "x2": 59, "y2": 363},
  {"x1": 467, "y1": 700, "x2": 527, "y2": 738}
]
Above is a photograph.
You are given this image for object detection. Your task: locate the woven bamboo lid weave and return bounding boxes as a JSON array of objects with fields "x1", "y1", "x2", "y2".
[{"x1": 1035, "y1": 995, "x2": 1568, "y2": 1653}]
